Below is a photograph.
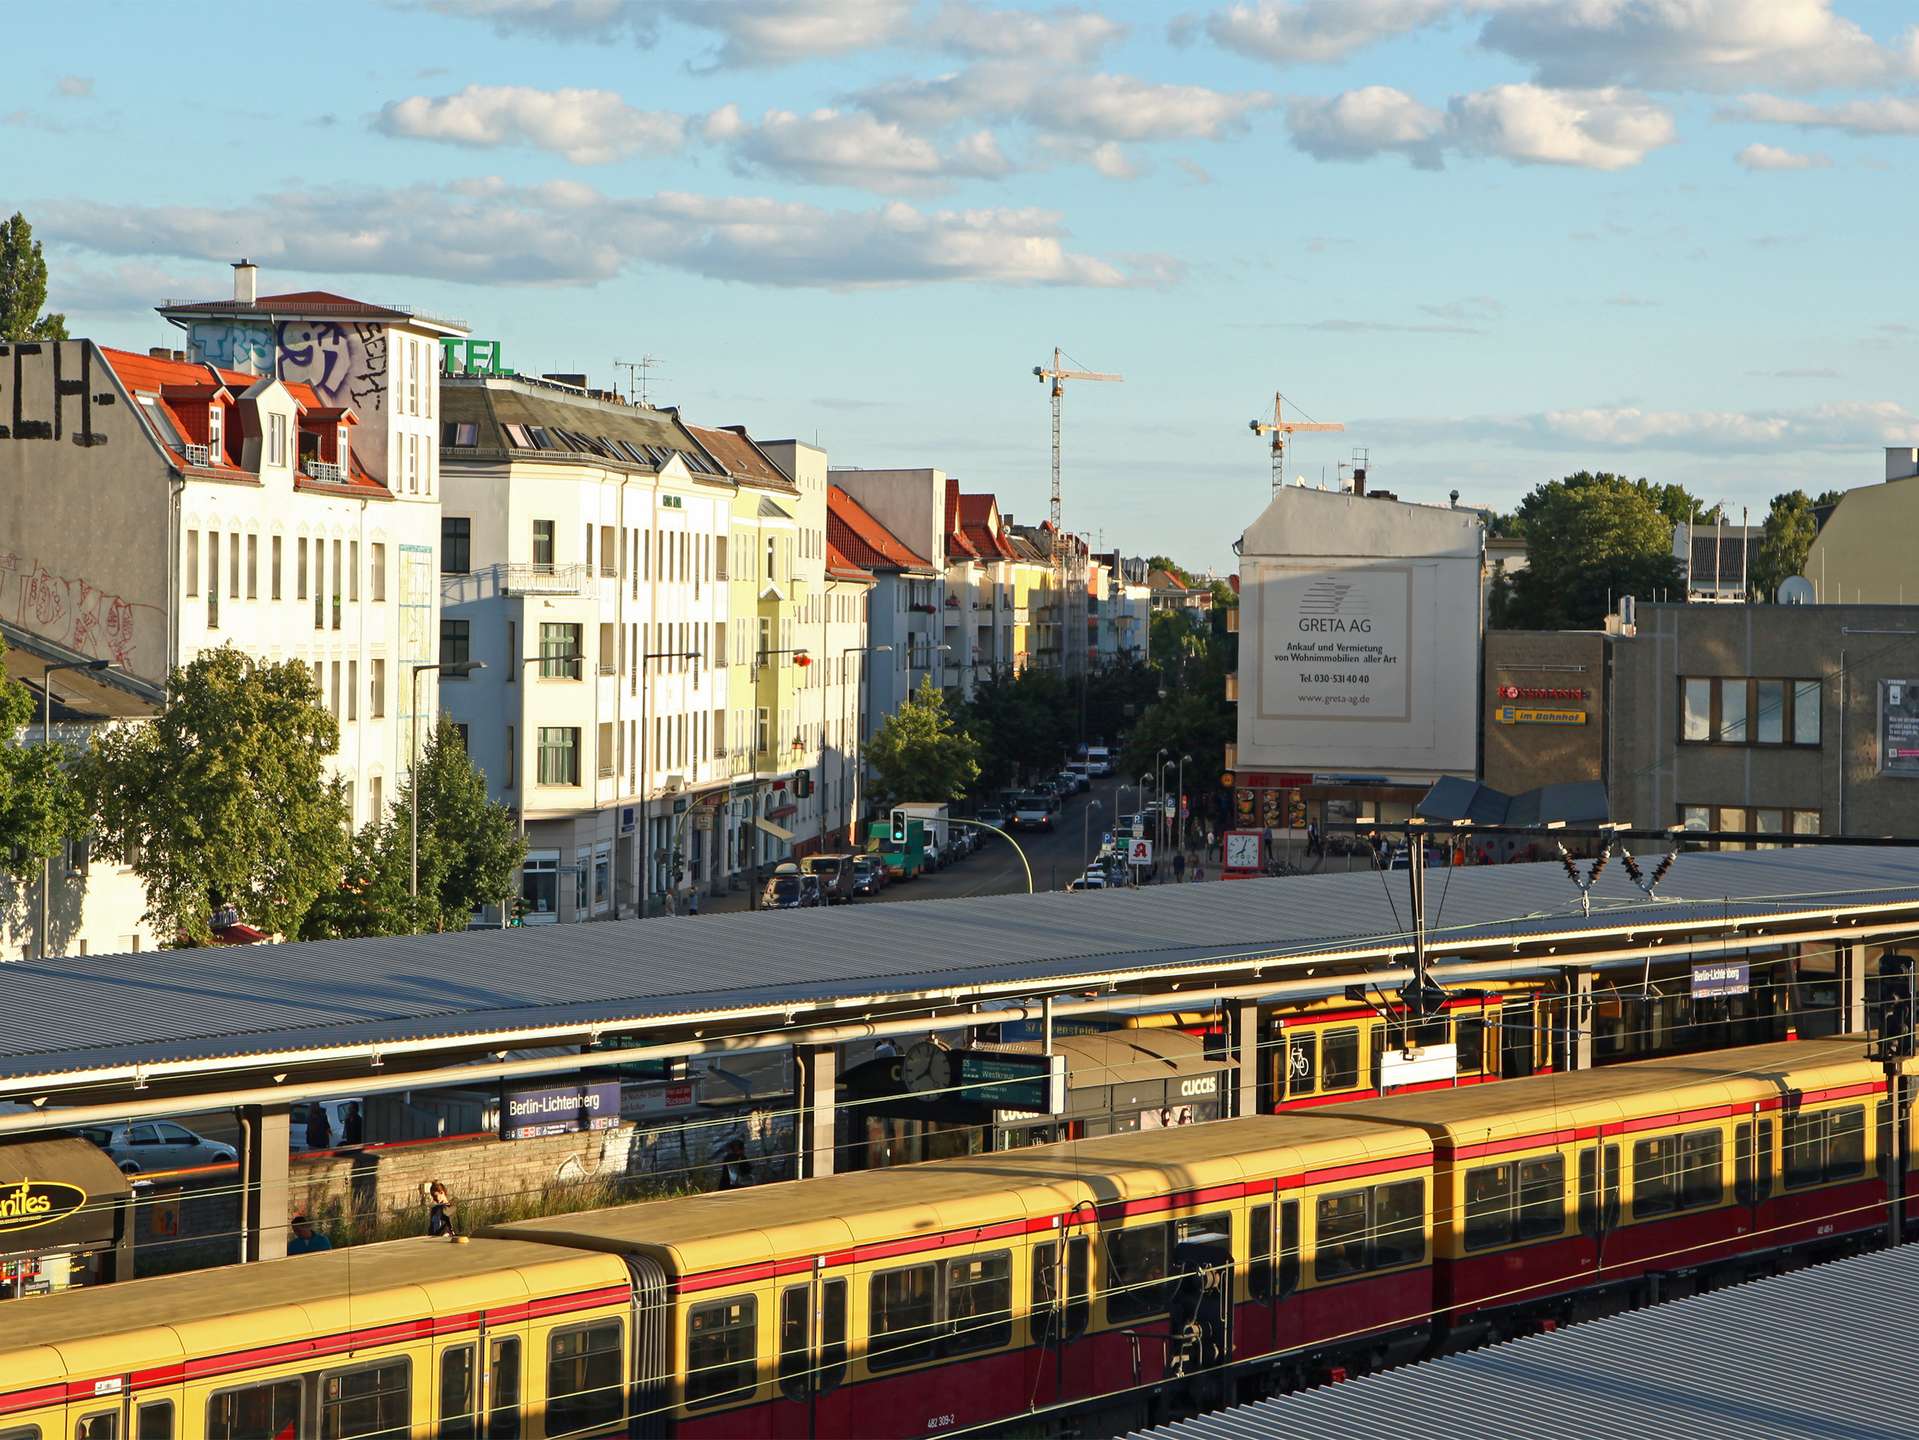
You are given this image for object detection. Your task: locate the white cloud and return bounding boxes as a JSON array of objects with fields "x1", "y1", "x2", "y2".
[
  {"x1": 927, "y1": 1, "x2": 1125, "y2": 62},
  {"x1": 1288, "y1": 86, "x2": 1445, "y2": 166},
  {"x1": 1729, "y1": 93, "x2": 1919, "y2": 136},
  {"x1": 1735, "y1": 141, "x2": 1832, "y2": 171},
  {"x1": 1478, "y1": 0, "x2": 1901, "y2": 92},
  {"x1": 710, "y1": 106, "x2": 1013, "y2": 193},
  {"x1": 37, "y1": 181, "x2": 1167, "y2": 291},
  {"x1": 419, "y1": 0, "x2": 658, "y2": 43},
  {"x1": 1289, "y1": 83, "x2": 1673, "y2": 170},
  {"x1": 1371, "y1": 400, "x2": 1919, "y2": 453},
  {"x1": 375, "y1": 85, "x2": 684, "y2": 164},
  {"x1": 859, "y1": 60, "x2": 1272, "y2": 142},
  {"x1": 419, "y1": 0, "x2": 913, "y2": 63},
  {"x1": 1187, "y1": 0, "x2": 1454, "y2": 66},
  {"x1": 54, "y1": 75, "x2": 93, "y2": 99},
  {"x1": 46, "y1": 259, "x2": 200, "y2": 314}
]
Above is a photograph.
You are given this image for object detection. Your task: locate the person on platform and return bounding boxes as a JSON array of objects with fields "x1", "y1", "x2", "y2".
[
  {"x1": 340, "y1": 1102, "x2": 364, "y2": 1147},
  {"x1": 687, "y1": 889, "x2": 701, "y2": 916},
  {"x1": 1173, "y1": 851, "x2": 1187, "y2": 883},
  {"x1": 717, "y1": 1139, "x2": 752, "y2": 1190},
  {"x1": 288, "y1": 1215, "x2": 332, "y2": 1255},
  {"x1": 304, "y1": 1105, "x2": 332, "y2": 1151}
]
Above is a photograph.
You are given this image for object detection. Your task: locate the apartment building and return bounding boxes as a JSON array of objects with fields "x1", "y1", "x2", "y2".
[
  {"x1": 955, "y1": 492, "x2": 1018, "y2": 679},
  {"x1": 1093, "y1": 549, "x2": 1151, "y2": 664},
  {"x1": 1005, "y1": 522, "x2": 1064, "y2": 672},
  {"x1": 827, "y1": 485, "x2": 940, "y2": 746}
]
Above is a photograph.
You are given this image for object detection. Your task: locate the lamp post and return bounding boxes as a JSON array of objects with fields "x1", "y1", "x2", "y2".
[
  {"x1": 1176, "y1": 751, "x2": 1192, "y2": 863},
  {"x1": 748, "y1": 646, "x2": 810, "y2": 909},
  {"x1": 841, "y1": 643, "x2": 892, "y2": 849},
  {"x1": 1138, "y1": 770, "x2": 1153, "y2": 884},
  {"x1": 638, "y1": 645, "x2": 703, "y2": 918},
  {"x1": 1154, "y1": 747, "x2": 1168, "y2": 866},
  {"x1": 1082, "y1": 798, "x2": 1103, "y2": 880},
  {"x1": 411, "y1": 660, "x2": 485, "y2": 913},
  {"x1": 37, "y1": 658, "x2": 112, "y2": 958}
]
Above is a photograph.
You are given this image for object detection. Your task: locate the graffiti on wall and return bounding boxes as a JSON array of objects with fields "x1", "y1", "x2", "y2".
[
  {"x1": 0, "y1": 553, "x2": 163, "y2": 677},
  {"x1": 273, "y1": 320, "x2": 388, "y2": 416},
  {"x1": 184, "y1": 322, "x2": 274, "y2": 373},
  {"x1": 0, "y1": 342, "x2": 113, "y2": 446}
]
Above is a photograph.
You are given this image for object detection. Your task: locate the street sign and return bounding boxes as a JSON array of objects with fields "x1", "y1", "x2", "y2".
[
  {"x1": 954, "y1": 1050, "x2": 1066, "y2": 1116},
  {"x1": 1127, "y1": 838, "x2": 1154, "y2": 866}
]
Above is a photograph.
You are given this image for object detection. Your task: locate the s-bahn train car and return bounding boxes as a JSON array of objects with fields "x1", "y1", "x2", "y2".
[{"x1": 0, "y1": 1041, "x2": 1910, "y2": 1440}]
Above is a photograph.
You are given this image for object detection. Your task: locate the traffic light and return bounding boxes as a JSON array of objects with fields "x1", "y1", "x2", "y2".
[
  {"x1": 891, "y1": 809, "x2": 907, "y2": 844},
  {"x1": 1873, "y1": 953, "x2": 1916, "y2": 1060}
]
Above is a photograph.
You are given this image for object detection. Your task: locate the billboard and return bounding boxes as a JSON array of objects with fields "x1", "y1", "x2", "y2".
[
  {"x1": 1259, "y1": 566, "x2": 1412, "y2": 722},
  {"x1": 1881, "y1": 679, "x2": 1919, "y2": 778}
]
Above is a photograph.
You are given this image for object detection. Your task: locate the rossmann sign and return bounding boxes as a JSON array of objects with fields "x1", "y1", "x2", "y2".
[{"x1": 0, "y1": 1179, "x2": 87, "y2": 1234}]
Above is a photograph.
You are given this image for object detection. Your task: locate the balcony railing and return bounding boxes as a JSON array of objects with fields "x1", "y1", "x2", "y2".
[
  {"x1": 306, "y1": 460, "x2": 346, "y2": 484},
  {"x1": 183, "y1": 443, "x2": 211, "y2": 466},
  {"x1": 1224, "y1": 673, "x2": 1239, "y2": 702},
  {"x1": 505, "y1": 563, "x2": 593, "y2": 595}
]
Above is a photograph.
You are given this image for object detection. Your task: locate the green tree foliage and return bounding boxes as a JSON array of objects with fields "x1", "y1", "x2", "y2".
[
  {"x1": 1143, "y1": 555, "x2": 1192, "y2": 586},
  {"x1": 86, "y1": 647, "x2": 349, "y2": 944},
  {"x1": 1751, "y1": 490, "x2": 1822, "y2": 602},
  {"x1": 1208, "y1": 578, "x2": 1238, "y2": 609},
  {"x1": 962, "y1": 667, "x2": 1073, "y2": 791},
  {"x1": 0, "y1": 213, "x2": 67, "y2": 342},
  {"x1": 866, "y1": 677, "x2": 982, "y2": 809},
  {"x1": 0, "y1": 636, "x2": 86, "y2": 875},
  {"x1": 1082, "y1": 656, "x2": 1162, "y2": 744},
  {"x1": 1496, "y1": 473, "x2": 1683, "y2": 629}
]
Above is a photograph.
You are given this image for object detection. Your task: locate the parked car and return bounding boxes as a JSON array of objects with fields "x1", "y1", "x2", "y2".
[
  {"x1": 851, "y1": 855, "x2": 887, "y2": 896},
  {"x1": 802, "y1": 854, "x2": 858, "y2": 904},
  {"x1": 1033, "y1": 781, "x2": 1063, "y2": 812},
  {"x1": 1055, "y1": 770, "x2": 1088, "y2": 795},
  {"x1": 79, "y1": 1120, "x2": 237, "y2": 1174},
  {"x1": 923, "y1": 836, "x2": 946, "y2": 871},
  {"x1": 1012, "y1": 794, "x2": 1054, "y2": 831},
  {"x1": 763, "y1": 865, "x2": 821, "y2": 908},
  {"x1": 975, "y1": 806, "x2": 1007, "y2": 831},
  {"x1": 1067, "y1": 868, "x2": 1108, "y2": 891}
]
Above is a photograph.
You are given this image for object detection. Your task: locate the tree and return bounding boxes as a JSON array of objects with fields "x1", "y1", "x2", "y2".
[
  {"x1": 865, "y1": 677, "x2": 982, "y2": 810},
  {"x1": 961, "y1": 667, "x2": 1072, "y2": 792},
  {"x1": 1144, "y1": 555, "x2": 1191, "y2": 587},
  {"x1": 1750, "y1": 490, "x2": 1821, "y2": 602},
  {"x1": 86, "y1": 646, "x2": 349, "y2": 944},
  {"x1": 0, "y1": 636, "x2": 86, "y2": 876},
  {"x1": 1497, "y1": 473, "x2": 1683, "y2": 629},
  {"x1": 0, "y1": 213, "x2": 67, "y2": 342},
  {"x1": 397, "y1": 714, "x2": 524, "y2": 931}
]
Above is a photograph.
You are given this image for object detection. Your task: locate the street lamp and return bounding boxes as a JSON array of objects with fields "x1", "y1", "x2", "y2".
[
  {"x1": 1155, "y1": 748, "x2": 1168, "y2": 864},
  {"x1": 411, "y1": 660, "x2": 485, "y2": 910},
  {"x1": 1138, "y1": 770, "x2": 1153, "y2": 882},
  {"x1": 748, "y1": 646, "x2": 810, "y2": 909},
  {"x1": 1082, "y1": 798, "x2": 1103, "y2": 879},
  {"x1": 841, "y1": 643, "x2": 892, "y2": 849},
  {"x1": 1175, "y1": 752, "x2": 1193, "y2": 866},
  {"x1": 37, "y1": 658, "x2": 112, "y2": 958},
  {"x1": 638, "y1": 645, "x2": 703, "y2": 918}
]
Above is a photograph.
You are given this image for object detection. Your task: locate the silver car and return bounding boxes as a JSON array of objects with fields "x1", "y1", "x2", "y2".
[{"x1": 78, "y1": 1119, "x2": 237, "y2": 1174}]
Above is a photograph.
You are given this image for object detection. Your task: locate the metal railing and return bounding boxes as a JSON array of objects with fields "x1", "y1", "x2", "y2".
[
  {"x1": 306, "y1": 460, "x2": 346, "y2": 484},
  {"x1": 504, "y1": 563, "x2": 593, "y2": 595},
  {"x1": 182, "y1": 443, "x2": 211, "y2": 466}
]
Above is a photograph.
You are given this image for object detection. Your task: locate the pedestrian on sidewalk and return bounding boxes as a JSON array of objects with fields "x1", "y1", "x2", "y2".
[
  {"x1": 687, "y1": 889, "x2": 701, "y2": 916},
  {"x1": 663, "y1": 887, "x2": 678, "y2": 917},
  {"x1": 1173, "y1": 851, "x2": 1187, "y2": 883},
  {"x1": 1193, "y1": 857, "x2": 1207, "y2": 882}
]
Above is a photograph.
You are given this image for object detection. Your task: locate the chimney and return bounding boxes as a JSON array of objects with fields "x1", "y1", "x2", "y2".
[
  {"x1": 1352, "y1": 466, "x2": 1367, "y2": 496},
  {"x1": 1886, "y1": 446, "x2": 1919, "y2": 482},
  {"x1": 232, "y1": 259, "x2": 258, "y2": 305}
]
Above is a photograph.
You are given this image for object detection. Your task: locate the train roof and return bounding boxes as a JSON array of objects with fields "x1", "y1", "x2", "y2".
[
  {"x1": 1336, "y1": 1037, "x2": 1880, "y2": 1146},
  {"x1": 486, "y1": 1113, "x2": 1431, "y2": 1278},
  {"x1": 0, "y1": 1235, "x2": 624, "y2": 1388}
]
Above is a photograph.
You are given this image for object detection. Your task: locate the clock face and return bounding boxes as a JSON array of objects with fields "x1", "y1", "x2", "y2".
[
  {"x1": 1226, "y1": 832, "x2": 1260, "y2": 869},
  {"x1": 903, "y1": 1042, "x2": 949, "y2": 1094}
]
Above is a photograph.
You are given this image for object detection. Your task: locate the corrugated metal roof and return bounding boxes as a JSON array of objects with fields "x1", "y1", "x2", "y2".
[
  {"x1": 1130, "y1": 1244, "x2": 1919, "y2": 1439},
  {"x1": 0, "y1": 847, "x2": 1914, "y2": 1085}
]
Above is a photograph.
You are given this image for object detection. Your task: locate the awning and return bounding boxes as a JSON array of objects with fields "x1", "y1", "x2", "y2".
[
  {"x1": 0, "y1": 1135, "x2": 132, "y2": 1254},
  {"x1": 754, "y1": 817, "x2": 795, "y2": 842}
]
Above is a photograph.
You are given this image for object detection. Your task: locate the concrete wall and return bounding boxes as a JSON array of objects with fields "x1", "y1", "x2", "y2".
[
  {"x1": 1483, "y1": 631, "x2": 1610, "y2": 793},
  {"x1": 1609, "y1": 601, "x2": 1919, "y2": 837}
]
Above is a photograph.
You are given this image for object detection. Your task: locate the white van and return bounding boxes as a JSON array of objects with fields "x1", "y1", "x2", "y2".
[{"x1": 1084, "y1": 746, "x2": 1114, "y2": 776}]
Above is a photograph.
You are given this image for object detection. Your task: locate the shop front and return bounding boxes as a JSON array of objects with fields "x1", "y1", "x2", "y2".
[{"x1": 0, "y1": 1134, "x2": 134, "y2": 1300}]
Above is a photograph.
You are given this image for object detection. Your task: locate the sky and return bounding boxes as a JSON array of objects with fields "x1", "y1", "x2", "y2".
[{"x1": 8, "y1": 0, "x2": 1919, "y2": 572}]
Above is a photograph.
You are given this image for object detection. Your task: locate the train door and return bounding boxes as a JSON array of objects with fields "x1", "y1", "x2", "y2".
[
  {"x1": 1027, "y1": 1230, "x2": 1096, "y2": 1408},
  {"x1": 436, "y1": 1328, "x2": 527, "y2": 1439},
  {"x1": 776, "y1": 1267, "x2": 852, "y2": 1440},
  {"x1": 1577, "y1": 1142, "x2": 1621, "y2": 1273},
  {"x1": 1500, "y1": 998, "x2": 1536, "y2": 1077}
]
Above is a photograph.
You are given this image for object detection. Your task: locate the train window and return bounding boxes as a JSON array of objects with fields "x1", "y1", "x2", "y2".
[
  {"x1": 1278, "y1": 1201, "x2": 1301, "y2": 1297},
  {"x1": 1578, "y1": 1148, "x2": 1599, "y2": 1235},
  {"x1": 548, "y1": 1320, "x2": 624, "y2": 1432},
  {"x1": 487, "y1": 1336, "x2": 521, "y2": 1440},
  {"x1": 869, "y1": 1262, "x2": 940, "y2": 1370},
  {"x1": 0, "y1": 1428, "x2": 40, "y2": 1440},
  {"x1": 945, "y1": 1251, "x2": 1013, "y2": 1355},
  {"x1": 1735, "y1": 1120, "x2": 1774, "y2": 1205},
  {"x1": 1031, "y1": 1240, "x2": 1060, "y2": 1339},
  {"x1": 439, "y1": 1345, "x2": 476, "y2": 1440},
  {"x1": 1322, "y1": 1028, "x2": 1360, "y2": 1091},
  {"x1": 1314, "y1": 1190, "x2": 1369, "y2": 1279},
  {"x1": 1065, "y1": 1236, "x2": 1091, "y2": 1340},
  {"x1": 1104, "y1": 1223, "x2": 1171, "y2": 1322},
  {"x1": 1249, "y1": 1204, "x2": 1274, "y2": 1301},
  {"x1": 820, "y1": 1278, "x2": 849, "y2": 1391},
  {"x1": 135, "y1": 1407, "x2": 172, "y2": 1440},
  {"x1": 1367, "y1": 1027, "x2": 1385, "y2": 1092},
  {"x1": 74, "y1": 1417, "x2": 115, "y2": 1440},
  {"x1": 1680, "y1": 1131, "x2": 1724, "y2": 1209},
  {"x1": 1456, "y1": 1016, "x2": 1485, "y2": 1075},
  {"x1": 1465, "y1": 1163, "x2": 1516, "y2": 1249},
  {"x1": 1371, "y1": 1181, "x2": 1425, "y2": 1267},
  {"x1": 1828, "y1": 1108, "x2": 1866, "y2": 1180},
  {"x1": 1632, "y1": 1137, "x2": 1678, "y2": 1217},
  {"x1": 208, "y1": 1379, "x2": 302, "y2": 1440},
  {"x1": 1176, "y1": 1214, "x2": 1231, "y2": 1249},
  {"x1": 1516, "y1": 1157, "x2": 1565, "y2": 1241},
  {"x1": 778, "y1": 1285, "x2": 810, "y2": 1402},
  {"x1": 320, "y1": 1359, "x2": 410, "y2": 1440},
  {"x1": 1286, "y1": 1031, "x2": 1317, "y2": 1097},
  {"x1": 686, "y1": 1296, "x2": 757, "y2": 1408},
  {"x1": 1783, "y1": 1111, "x2": 1824, "y2": 1188}
]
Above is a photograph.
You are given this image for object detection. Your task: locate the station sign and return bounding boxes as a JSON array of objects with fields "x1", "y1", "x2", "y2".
[
  {"x1": 1691, "y1": 961, "x2": 1750, "y2": 999},
  {"x1": 955, "y1": 1051, "x2": 1066, "y2": 1116},
  {"x1": 997, "y1": 1017, "x2": 1120, "y2": 1044},
  {"x1": 500, "y1": 1078, "x2": 621, "y2": 1140}
]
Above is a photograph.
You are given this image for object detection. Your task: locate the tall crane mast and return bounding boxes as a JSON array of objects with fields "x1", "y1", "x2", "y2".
[
  {"x1": 1034, "y1": 347, "x2": 1122, "y2": 565},
  {"x1": 1249, "y1": 391, "x2": 1344, "y2": 495}
]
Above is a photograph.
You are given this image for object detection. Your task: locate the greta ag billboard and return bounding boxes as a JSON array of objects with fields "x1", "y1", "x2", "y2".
[{"x1": 1239, "y1": 557, "x2": 1479, "y2": 781}]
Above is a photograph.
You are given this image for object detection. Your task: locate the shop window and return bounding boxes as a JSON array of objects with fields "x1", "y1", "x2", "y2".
[
  {"x1": 547, "y1": 1321, "x2": 623, "y2": 1434},
  {"x1": 686, "y1": 1295, "x2": 757, "y2": 1408}
]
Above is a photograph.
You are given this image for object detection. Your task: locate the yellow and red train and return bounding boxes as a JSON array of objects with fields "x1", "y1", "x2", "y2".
[{"x1": 1, "y1": 1037, "x2": 1910, "y2": 1439}]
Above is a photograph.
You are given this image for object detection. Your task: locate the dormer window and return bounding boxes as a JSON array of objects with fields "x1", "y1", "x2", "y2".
[{"x1": 207, "y1": 404, "x2": 224, "y2": 460}]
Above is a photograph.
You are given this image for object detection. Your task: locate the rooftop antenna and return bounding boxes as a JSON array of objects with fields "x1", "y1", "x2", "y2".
[{"x1": 613, "y1": 355, "x2": 662, "y2": 407}]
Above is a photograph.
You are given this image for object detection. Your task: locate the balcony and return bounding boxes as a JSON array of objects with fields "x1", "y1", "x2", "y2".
[
  {"x1": 505, "y1": 563, "x2": 593, "y2": 596},
  {"x1": 183, "y1": 443, "x2": 211, "y2": 467},
  {"x1": 305, "y1": 459, "x2": 346, "y2": 484},
  {"x1": 1225, "y1": 607, "x2": 1240, "y2": 634}
]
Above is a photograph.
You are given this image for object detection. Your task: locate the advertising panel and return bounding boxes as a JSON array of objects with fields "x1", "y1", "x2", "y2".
[
  {"x1": 1881, "y1": 680, "x2": 1919, "y2": 777},
  {"x1": 1258, "y1": 565, "x2": 1412, "y2": 722}
]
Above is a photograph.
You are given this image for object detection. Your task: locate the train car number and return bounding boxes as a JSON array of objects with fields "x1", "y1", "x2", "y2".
[
  {"x1": 1816, "y1": 1223, "x2": 1835, "y2": 1237},
  {"x1": 928, "y1": 1415, "x2": 957, "y2": 1431}
]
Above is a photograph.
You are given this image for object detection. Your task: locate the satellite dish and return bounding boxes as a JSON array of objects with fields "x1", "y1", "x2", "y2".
[{"x1": 1777, "y1": 575, "x2": 1816, "y2": 606}]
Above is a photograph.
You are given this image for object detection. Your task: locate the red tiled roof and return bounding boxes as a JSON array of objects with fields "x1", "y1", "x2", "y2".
[
  {"x1": 102, "y1": 345, "x2": 254, "y2": 394},
  {"x1": 826, "y1": 539, "x2": 874, "y2": 582},
  {"x1": 686, "y1": 424, "x2": 797, "y2": 490},
  {"x1": 956, "y1": 492, "x2": 1017, "y2": 560},
  {"x1": 828, "y1": 485, "x2": 934, "y2": 574},
  {"x1": 943, "y1": 477, "x2": 979, "y2": 560}
]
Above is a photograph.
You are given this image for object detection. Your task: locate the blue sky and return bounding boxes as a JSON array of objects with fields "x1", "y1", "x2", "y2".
[{"x1": 8, "y1": 0, "x2": 1918, "y2": 570}]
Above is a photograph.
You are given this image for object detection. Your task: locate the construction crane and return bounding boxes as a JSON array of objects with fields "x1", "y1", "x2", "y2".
[
  {"x1": 1249, "y1": 391, "x2": 1343, "y2": 496},
  {"x1": 1034, "y1": 347, "x2": 1122, "y2": 564}
]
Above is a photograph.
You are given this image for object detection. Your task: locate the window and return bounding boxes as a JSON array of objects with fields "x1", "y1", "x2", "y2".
[
  {"x1": 74, "y1": 1418, "x2": 116, "y2": 1440},
  {"x1": 208, "y1": 1380, "x2": 302, "y2": 1440},
  {"x1": 1681, "y1": 677, "x2": 1821, "y2": 747},
  {"x1": 944, "y1": 1251, "x2": 1012, "y2": 1355},
  {"x1": 869, "y1": 1262, "x2": 939, "y2": 1370},
  {"x1": 522, "y1": 851, "x2": 556, "y2": 916},
  {"x1": 1735, "y1": 1120, "x2": 1774, "y2": 1205},
  {"x1": 538, "y1": 728, "x2": 580, "y2": 785},
  {"x1": 1285, "y1": 1030, "x2": 1317, "y2": 1096},
  {"x1": 370, "y1": 775, "x2": 382, "y2": 821},
  {"x1": 332, "y1": 539, "x2": 343, "y2": 628},
  {"x1": 440, "y1": 1345, "x2": 478, "y2": 1439},
  {"x1": 532, "y1": 519, "x2": 555, "y2": 572},
  {"x1": 206, "y1": 532, "x2": 219, "y2": 628},
  {"x1": 819, "y1": 1277, "x2": 848, "y2": 1390},
  {"x1": 229, "y1": 531, "x2": 241, "y2": 599},
  {"x1": 268, "y1": 411, "x2": 287, "y2": 467},
  {"x1": 207, "y1": 404, "x2": 224, "y2": 460},
  {"x1": 1248, "y1": 1203, "x2": 1274, "y2": 1301},
  {"x1": 1632, "y1": 1136, "x2": 1679, "y2": 1217},
  {"x1": 1278, "y1": 1199, "x2": 1301, "y2": 1296},
  {"x1": 547, "y1": 1321, "x2": 623, "y2": 1435},
  {"x1": 246, "y1": 534, "x2": 258, "y2": 599},
  {"x1": 330, "y1": 661, "x2": 342, "y2": 721},
  {"x1": 1315, "y1": 1189, "x2": 1369, "y2": 1279},
  {"x1": 371, "y1": 542, "x2": 386, "y2": 602},
  {"x1": 1756, "y1": 679, "x2": 1783, "y2": 744},
  {"x1": 271, "y1": 535, "x2": 282, "y2": 599},
  {"x1": 371, "y1": 658, "x2": 386, "y2": 718},
  {"x1": 1794, "y1": 680, "x2": 1821, "y2": 744},
  {"x1": 540, "y1": 623, "x2": 582, "y2": 679},
  {"x1": 1456, "y1": 1015, "x2": 1485, "y2": 1075},
  {"x1": 442, "y1": 517, "x2": 471, "y2": 575},
  {"x1": 1578, "y1": 1143, "x2": 1622, "y2": 1236},
  {"x1": 1680, "y1": 803, "x2": 1821, "y2": 850},
  {"x1": 135, "y1": 1403, "x2": 172, "y2": 1440},
  {"x1": 442, "y1": 618, "x2": 470, "y2": 669},
  {"x1": 1317, "y1": 1182, "x2": 1425, "y2": 1276},
  {"x1": 505, "y1": 725, "x2": 515, "y2": 788},
  {"x1": 1682, "y1": 1130, "x2": 1724, "y2": 1209},
  {"x1": 1322, "y1": 1026, "x2": 1360, "y2": 1091},
  {"x1": 1103, "y1": 1224, "x2": 1171, "y2": 1321},
  {"x1": 686, "y1": 1295, "x2": 757, "y2": 1408},
  {"x1": 297, "y1": 536, "x2": 308, "y2": 600},
  {"x1": 778, "y1": 1286, "x2": 810, "y2": 1403},
  {"x1": 348, "y1": 660, "x2": 358, "y2": 722}
]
